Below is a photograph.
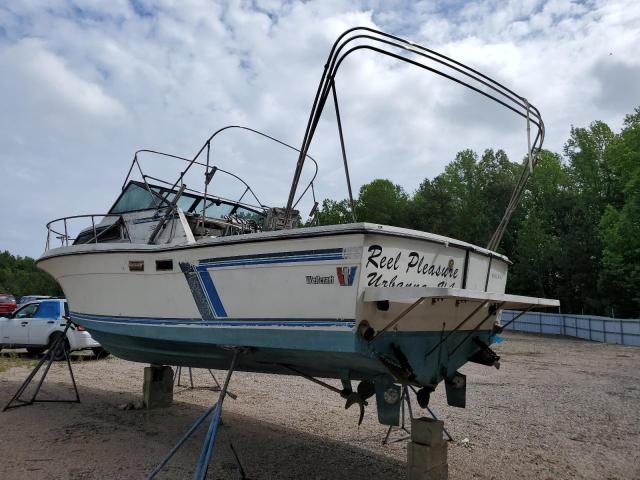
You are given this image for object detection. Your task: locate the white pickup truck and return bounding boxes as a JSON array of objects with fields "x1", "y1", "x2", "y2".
[{"x1": 0, "y1": 299, "x2": 107, "y2": 359}]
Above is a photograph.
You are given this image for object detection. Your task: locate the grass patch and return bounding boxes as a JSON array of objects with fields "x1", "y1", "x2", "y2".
[
  {"x1": 0, "y1": 349, "x2": 95, "y2": 373},
  {"x1": 0, "y1": 351, "x2": 39, "y2": 373}
]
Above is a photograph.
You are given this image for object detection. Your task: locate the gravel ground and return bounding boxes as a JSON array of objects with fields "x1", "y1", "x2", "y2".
[{"x1": 0, "y1": 332, "x2": 638, "y2": 480}]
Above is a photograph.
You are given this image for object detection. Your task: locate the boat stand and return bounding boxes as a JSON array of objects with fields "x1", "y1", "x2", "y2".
[
  {"x1": 382, "y1": 386, "x2": 453, "y2": 444},
  {"x1": 149, "y1": 351, "x2": 244, "y2": 480},
  {"x1": 2, "y1": 322, "x2": 80, "y2": 412},
  {"x1": 174, "y1": 366, "x2": 221, "y2": 390},
  {"x1": 174, "y1": 366, "x2": 238, "y2": 399}
]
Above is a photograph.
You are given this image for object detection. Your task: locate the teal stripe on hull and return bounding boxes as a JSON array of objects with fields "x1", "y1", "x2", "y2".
[
  {"x1": 74, "y1": 317, "x2": 357, "y2": 352},
  {"x1": 73, "y1": 315, "x2": 493, "y2": 385}
]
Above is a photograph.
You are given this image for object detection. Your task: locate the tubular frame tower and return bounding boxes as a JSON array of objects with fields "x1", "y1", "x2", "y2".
[{"x1": 284, "y1": 26, "x2": 545, "y2": 251}]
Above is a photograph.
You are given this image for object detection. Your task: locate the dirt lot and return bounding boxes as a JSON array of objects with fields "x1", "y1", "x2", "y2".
[{"x1": 0, "y1": 332, "x2": 638, "y2": 480}]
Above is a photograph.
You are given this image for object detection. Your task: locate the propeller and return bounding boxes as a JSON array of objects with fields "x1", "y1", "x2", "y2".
[
  {"x1": 341, "y1": 380, "x2": 375, "y2": 425},
  {"x1": 279, "y1": 364, "x2": 376, "y2": 426},
  {"x1": 343, "y1": 391, "x2": 366, "y2": 425}
]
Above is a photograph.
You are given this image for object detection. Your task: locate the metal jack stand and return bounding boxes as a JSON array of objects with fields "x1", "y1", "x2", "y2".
[
  {"x1": 149, "y1": 351, "x2": 245, "y2": 480},
  {"x1": 382, "y1": 386, "x2": 453, "y2": 444},
  {"x1": 174, "y1": 366, "x2": 195, "y2": 388},
  {"x1": 3, "y1": 322, "x2": 80, "y2": 412},
  {"x1": 407, "y1": 385, "x2": 453, "y2": 442},
  {"x1": 174, "y1": 366, "x2": 237, "y2": 399}
]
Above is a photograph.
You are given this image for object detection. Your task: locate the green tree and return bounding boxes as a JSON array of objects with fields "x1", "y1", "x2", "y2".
[
  {"x1": 598, "y1": 109, "x2": 640, "y2": 317},
  {"x1": 438, "y1": 149, "x2": 483, "y2": 243},
  {"x1": 508, "y1": 150, "x2": 571, "y2": 303},
  {"x1": 316, "y1": 179, "x2": 410, "y2": 227},
  {"x1": 475, "y1": 148, "x2": 521, "y2": 254},
  {"x1": 409, "y1": 148, "x2": 520, "y2": 253},
  {"x1": 564, "y1": 120, "x2": 616, "y2": 206},
  {"x1": 316, "y1": 199, "x2": 352, "y2": 225},
  {"x1": 356, "y1": 179, "x2": 410, "y2": 227},
  {"x1": 0, "y1": 251, "x2": 63, "y2": 299},
  {"x1": 409, "y1": 175, "x2": 458, "y2": 237},
  {"x1": 558, "y1": 121, "x2": 615, "y2": 313}
]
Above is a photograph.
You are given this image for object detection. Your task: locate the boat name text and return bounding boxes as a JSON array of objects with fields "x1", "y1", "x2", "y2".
[{"x1": 365, "y1": 245, "x2": 459, "y2": 288}]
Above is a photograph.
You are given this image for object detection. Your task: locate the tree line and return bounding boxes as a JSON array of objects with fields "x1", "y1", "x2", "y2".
[
  {"x1": 317, "y1": 107, "x2": 640, "y2": 318},
  {"x1": 0, "y1": 251, "x2": 63, "y2": 299}
]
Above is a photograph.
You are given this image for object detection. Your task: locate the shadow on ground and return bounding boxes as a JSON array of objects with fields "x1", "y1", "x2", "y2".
[{"x1": 0, "y1": 378, "x2": 404, "y2": 479}]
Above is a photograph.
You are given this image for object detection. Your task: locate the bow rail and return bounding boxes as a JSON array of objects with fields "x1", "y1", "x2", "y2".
[{"x1": 45, "y1": 214, "x2": 131, "y2": 251}]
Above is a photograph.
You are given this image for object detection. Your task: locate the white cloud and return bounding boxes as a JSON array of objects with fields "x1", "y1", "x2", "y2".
[
  {"x1": 0, "y1": 0, "x2": 639, "y2": 258},
  {"x1": 5, "y1": 38, "x2": 126, "y2": 119}
]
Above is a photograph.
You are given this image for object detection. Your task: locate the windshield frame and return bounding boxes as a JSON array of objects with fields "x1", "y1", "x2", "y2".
[{"x1": 108, "y1": 180, "x2": 267, "y2": 221}]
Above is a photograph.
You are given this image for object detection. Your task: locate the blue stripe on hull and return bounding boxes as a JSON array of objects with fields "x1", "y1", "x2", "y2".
[
  {"x1": 198, "y1": 248, "x2": 344, "y2": 267},
  {"x1": 195, "y1": 267, "x2": 227, "y2": 317},
  {"x1": 72, "y1": 312, "x2": 355, "y2": 329},
  {"x1": 199, "y1": 254, "x2": 343, "y2": 268}
]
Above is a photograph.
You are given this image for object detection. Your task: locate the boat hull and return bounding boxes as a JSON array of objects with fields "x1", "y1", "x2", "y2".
[
  {"x1": 70, "y1": 312, "x2": 492, "y2": 382},
  {"x1": 38, "y1": 223, "x2": 507, "y2": 386}
]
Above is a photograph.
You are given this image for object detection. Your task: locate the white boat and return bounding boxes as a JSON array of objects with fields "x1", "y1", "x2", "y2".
[{"x1": 37, "y1": 28, "x2": 558, "y2": 425}]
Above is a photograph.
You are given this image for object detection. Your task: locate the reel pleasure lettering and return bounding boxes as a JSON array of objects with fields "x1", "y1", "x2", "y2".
[{"x1": 365, "y1": 245, "x2": 459, "y2": 288}]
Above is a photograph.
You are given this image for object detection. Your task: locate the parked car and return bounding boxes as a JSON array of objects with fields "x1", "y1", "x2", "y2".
[
  {"x1": 0, "y1": 299, "x2": 108, "y2": 360},
  {"x1": 0, "y1": 294, "x2": 17, "y2": 315},
  {"x1": 17, "y1": 295, "x2": 51, "y2": 309}
]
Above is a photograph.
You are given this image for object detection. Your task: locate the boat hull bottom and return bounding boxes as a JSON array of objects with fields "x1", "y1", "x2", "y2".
[{"x1": 74, "y1": 315, "x2": 493, "y2": 384}]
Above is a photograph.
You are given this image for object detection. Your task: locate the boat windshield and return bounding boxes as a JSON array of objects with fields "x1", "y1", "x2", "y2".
[
  {"x1": 109, "y1": 182, "x2": 161, "y2": 213},
  {"x1": 109, "y1": 181, "x2": 264, "y2": 224}
]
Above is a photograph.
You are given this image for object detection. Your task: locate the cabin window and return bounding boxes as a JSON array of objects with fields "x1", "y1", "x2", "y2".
[
  {"x1": 193, "y1": 198, "x2": 264, "y2": 224},
  {"x1": 110, "y1": 181, "x2": 265, "y2": 225},
  {"x1": 156, "y1": 259, "x2": 174, "y2": 271},
  {"x1": 128, "y1": 260, "x2": 144, "y2": 271},
  {"x1": 192, "y1": 198, "x2": 234, "y2": 218},
  {"x1": 157, "y1": 190, "x2": 199, "y2": 212}
]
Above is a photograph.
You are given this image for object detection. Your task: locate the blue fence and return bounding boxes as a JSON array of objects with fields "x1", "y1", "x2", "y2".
[{"x1": 500, "y1": 310, "x2": 640, "y2": 347}]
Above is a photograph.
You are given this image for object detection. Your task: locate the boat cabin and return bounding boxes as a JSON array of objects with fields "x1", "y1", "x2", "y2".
[{"x1": 71, "y1": 180, "x2": 285, "y2": 246}]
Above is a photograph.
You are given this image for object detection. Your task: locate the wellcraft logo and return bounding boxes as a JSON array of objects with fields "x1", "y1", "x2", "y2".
[
  {"x1": 336, "y1": 266, "x2": 357, "y2": 286},
  {"x1": 306, "y1": 275, "x2": 334, "y2": 285}
]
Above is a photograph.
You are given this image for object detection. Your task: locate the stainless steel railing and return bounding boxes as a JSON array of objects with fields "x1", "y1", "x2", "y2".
[{"x1": 45, "y1": 214, "x2": 130, "y2": 251}]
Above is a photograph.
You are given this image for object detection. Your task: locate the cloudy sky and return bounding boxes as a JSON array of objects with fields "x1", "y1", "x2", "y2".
[{"x1": 1, "y1": 0, "x2": 639, "y2": 258}]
